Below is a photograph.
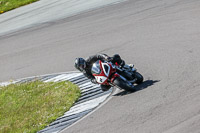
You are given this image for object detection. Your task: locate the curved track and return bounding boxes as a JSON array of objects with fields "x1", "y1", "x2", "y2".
[{"x1": 1, "y1": 0, "x2": 200, "y2": 133}]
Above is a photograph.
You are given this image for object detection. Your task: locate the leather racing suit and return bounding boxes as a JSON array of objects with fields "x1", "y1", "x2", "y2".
[{"x1": 83, "y1": 53, "x2": 125, "y2": 91}]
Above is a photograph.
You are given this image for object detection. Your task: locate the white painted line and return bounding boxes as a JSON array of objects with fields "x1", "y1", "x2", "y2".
[
  {"x1": 63, "y1": 94, "x2": 110, "y2": 117},
  {"x1": 70, "y1": 94, "x2": 108, "y2": 110},
  {"x1": 80, "y1": 85, "x2": 100, "y2": 92},
  {"x1": 79, "y1": 82, "x2": 92, "y2": 88},
  {"x1": 43, "y1": 73, "x2": 83, "y2": 82},
  {"x1": 0, "y1": 80, "x2": 20, "y2": 86}
]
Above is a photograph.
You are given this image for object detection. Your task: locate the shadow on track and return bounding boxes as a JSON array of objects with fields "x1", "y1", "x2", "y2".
[{"x1": 113, "y1": 80, "x2": 160, "y2": 96}]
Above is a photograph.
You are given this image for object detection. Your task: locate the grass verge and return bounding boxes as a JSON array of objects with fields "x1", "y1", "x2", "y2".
[
  {"x1": 0, "y1": 0, "x2": 39, "y2": 14},
  {"x1": 0, "y1": 80, "x2": 81, "y2": 133}
]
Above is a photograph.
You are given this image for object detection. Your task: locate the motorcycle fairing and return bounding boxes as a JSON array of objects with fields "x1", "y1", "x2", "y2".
[
  {"x1": 92, "y1": 60, "x2": 110, "y2": 84},
  {"x1": 95, "y1": 76, "x2": 108, "y2": 84},
  {"x1": 91, "y1": 60, "x2": 119, "y2": 85},
  {"x1": 101, "y1": 63, "x2": 110, "y2": 77}
]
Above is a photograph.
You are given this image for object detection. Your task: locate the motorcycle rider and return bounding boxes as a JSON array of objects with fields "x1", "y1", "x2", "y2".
[{"x1": 74, "y1": 54, "x2": 125, "y2": 91}]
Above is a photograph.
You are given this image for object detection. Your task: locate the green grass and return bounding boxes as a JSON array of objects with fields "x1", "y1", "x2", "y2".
[
  {"x1": 0, "y1": 0, "x2": 39, "y2": 14},
  {"x1": 0, "y1": 80, "x2": 81, "y2": 133}
]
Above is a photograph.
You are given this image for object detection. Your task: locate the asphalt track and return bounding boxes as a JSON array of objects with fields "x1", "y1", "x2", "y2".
[{"x1": 1, "y1": 0, "x2": 200, "y2": 133}]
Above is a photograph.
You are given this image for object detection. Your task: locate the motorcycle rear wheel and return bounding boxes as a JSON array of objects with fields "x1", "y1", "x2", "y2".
[{"x1": 113, "y1": 77, "x2": 136, "y2": 92}]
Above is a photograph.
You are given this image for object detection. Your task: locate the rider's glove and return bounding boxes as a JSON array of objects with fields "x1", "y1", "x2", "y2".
[{"x1": 105, "y1": 56, "x2": 112, "y2": 61}]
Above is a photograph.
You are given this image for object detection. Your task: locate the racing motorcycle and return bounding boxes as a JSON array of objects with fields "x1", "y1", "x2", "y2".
[{"x1": 91, "y1": 60, "x2": 143, "y2": 91}]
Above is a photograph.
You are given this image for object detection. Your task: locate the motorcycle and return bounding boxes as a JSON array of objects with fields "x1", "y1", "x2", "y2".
[{"x1": 91, "y1": 60, "x2": 143, "y2": 91}]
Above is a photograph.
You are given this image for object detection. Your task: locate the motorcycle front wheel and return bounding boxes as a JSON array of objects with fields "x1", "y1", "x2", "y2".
[
  {"x1": 135, "y1": 72, "x2": 143, "y2": 84},
  {"x1": 113, "y1": 77, "x2": 136, "y2": 92}
]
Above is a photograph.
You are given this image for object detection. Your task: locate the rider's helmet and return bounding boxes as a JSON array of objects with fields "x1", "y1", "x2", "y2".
[{"x1": 75, "y1": 58, "x2": 86, "y2": 72}]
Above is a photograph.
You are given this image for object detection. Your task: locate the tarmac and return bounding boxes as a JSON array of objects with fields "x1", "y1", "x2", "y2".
[{"x1": 1, "y1": 0, "x2": 200, "y2": 133}]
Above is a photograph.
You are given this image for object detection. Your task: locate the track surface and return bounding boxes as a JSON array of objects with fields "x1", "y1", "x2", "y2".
[{"x1": 1, "y1": 0, "x2": 200, "y2": 133}]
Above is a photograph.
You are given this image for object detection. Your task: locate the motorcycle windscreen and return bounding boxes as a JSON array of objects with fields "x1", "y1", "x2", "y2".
[
  {"x1": 91, "y1": 60, "x2": 101, "y2": 74},
  {"x1": 102, "y1": 63, "x2": 110, "y2": 77}
]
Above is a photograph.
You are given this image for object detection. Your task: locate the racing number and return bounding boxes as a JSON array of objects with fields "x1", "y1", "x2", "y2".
[{"x1": 100, "y1": 78, "x2": 103, "y2": 82}]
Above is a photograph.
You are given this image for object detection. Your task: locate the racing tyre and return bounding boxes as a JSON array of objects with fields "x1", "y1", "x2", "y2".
[
  {"x1": 135, "y1": 72, "x2": 143, "y2": 84},
  {"x1": 113, "y1": 77, "x2": 136, "y2": 92}
]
